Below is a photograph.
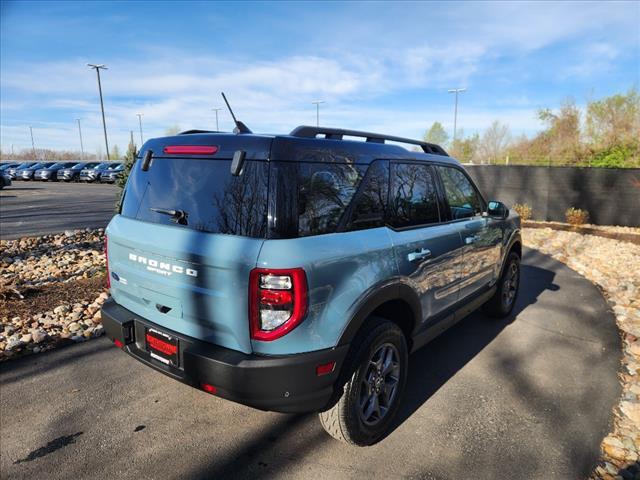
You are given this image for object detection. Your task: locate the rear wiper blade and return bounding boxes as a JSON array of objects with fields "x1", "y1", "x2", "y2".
[{"x1": 149, "y1": 207, "x2": 189, "y2": 225}]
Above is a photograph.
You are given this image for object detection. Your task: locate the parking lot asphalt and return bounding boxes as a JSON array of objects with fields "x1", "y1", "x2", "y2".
[
  {"x1": 0, "y1": 181, "x2": 119, "y2": 240},
  {"x1": 0, "y1": 249, "x2": 621, "y2": 479}
]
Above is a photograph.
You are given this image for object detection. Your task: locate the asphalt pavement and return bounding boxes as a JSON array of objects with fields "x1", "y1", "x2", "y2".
[
  {"x1": 0, "y1": 181, "x2": 118, "y2": 239},
  {"x1": 0, "y1": 249, "x2": 621, "y2": 479}
]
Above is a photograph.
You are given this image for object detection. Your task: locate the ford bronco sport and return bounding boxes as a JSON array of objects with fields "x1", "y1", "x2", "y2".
[{"x1": 102, "y1": 124, "x2": 521, "y2": 446}]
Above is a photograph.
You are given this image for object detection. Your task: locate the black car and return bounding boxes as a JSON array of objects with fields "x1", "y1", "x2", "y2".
[
  {"x1": 33, "y1": 162, "x2": 79, "y2": 181},
  {"x1": 5, "y1": 162, "x2": 37, "y2": 180},
  {"x1": 0, "y1": 172, "x2": 11, "y2": 189},
  {"x1": 99, "y1": 163, "x2": 125, "y2": 183},
  {"x1": 79, "y1": 162, "x2": 121, "y2": 182},
  {"x1": 17, "y1": 162, "x2": 56, "y2": 180},
  {"x1": 57, "y1": 162, "x2": 101, "y2": 182}
]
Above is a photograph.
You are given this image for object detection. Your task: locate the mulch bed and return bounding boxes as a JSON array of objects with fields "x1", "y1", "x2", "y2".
[{"x1": 1, "y1": 274, "x2": 107, "y2": 320}]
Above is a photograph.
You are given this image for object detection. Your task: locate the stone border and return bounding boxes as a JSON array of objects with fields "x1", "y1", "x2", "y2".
[{"x1": 523, "y1": 221, "x2": 640, "y2": 246}]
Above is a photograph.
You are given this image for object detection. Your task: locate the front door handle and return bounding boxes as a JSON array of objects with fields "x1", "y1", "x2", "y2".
[{"x1": 408, "y1": 248, "x2": 431, "y2": 262}]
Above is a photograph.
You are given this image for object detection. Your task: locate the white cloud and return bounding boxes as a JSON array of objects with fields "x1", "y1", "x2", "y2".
[{"x1": 1, "y1": 0, "x2": 638, "y2": 153}]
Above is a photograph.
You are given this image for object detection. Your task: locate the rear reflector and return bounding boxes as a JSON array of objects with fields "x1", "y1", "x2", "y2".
[
  {"x1": 200, "y1": 383, "x2": 217, "y2": 395},
  {"x1": 113, "y1": 339, "x2": 124, "y2": 348},
  {"x1": 316, "y1": 361, "x2": 336, "y2": 376},
  {"x1": 163, "y1": 145, "x2": 218, "y2": 155}
]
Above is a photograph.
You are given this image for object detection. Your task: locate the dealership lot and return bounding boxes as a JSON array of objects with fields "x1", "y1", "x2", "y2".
[{"x1": 0, "y1": 182, "x2": 118, "y2": 239}]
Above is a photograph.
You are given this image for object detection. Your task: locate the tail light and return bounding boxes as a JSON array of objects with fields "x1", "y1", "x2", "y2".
[
  {"x1": 104, "y1": 235, "x2": 110, "y2": 289},
  {"x1": 249, "y1": 268, "x2": 307, "y2": 341}
]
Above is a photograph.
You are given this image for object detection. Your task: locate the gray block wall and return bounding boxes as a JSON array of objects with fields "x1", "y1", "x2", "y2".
[{"x1": 465, "y1": 166, "x2": 640, "y2": 227}]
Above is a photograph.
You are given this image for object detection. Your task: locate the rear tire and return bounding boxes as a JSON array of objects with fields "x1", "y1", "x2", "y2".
[
  {"x1": 319, "y1": 318, "x2": 408, "y2": 446},
  {"x1": 483, "y1": 251, "x2": 520, "y2": 318}
]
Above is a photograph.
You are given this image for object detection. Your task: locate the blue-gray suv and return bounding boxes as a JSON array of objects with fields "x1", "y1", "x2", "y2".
[{"x1": 102, "y1": 125, "x2": 521, "y2": 445}]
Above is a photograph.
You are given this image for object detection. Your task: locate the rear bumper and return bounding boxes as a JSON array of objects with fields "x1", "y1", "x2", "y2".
[{"x1": 101, "y1": 298, "x2": 349, "y2": 413}]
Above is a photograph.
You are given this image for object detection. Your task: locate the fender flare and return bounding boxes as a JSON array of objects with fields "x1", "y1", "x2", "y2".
[
  {"x1": 499, "y1": 228, "x2": 522, "y2": 276},
  {"x1": 336, "y1": 281, "x2": 422, "y2": 347}
]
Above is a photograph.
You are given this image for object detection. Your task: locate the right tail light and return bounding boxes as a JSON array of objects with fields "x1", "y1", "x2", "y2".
[{"x1": 249, "y1": 268, "x2": 308, "y2": 341}]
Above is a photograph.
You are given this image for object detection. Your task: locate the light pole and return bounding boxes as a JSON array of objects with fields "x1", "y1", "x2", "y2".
[
  {"x1": 447, "y1": 88, "x2": 466, "y2": 143},
  {"x1": 76, "y1": 118, "x2": 85, "y2": 160},
  {"x1": 136, "y1": 113, "x2": 144, "y2": 144},
  {"x1": 88, "y1": 63, "x2": 110, "y2": 159},
  {"x1": 212, "y1": 108, "x2": 222, "y2": 131},
  {"x1": 29, "y1": 126, "x2": 37, "y2": 159},
  {"x1": 311, "y1": 100, "x2": 325, "y2": 127}
]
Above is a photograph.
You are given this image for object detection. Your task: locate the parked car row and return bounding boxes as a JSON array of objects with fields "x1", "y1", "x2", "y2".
[{"x1": 0, "y1": 161, "x2": 124, "y2": 183}]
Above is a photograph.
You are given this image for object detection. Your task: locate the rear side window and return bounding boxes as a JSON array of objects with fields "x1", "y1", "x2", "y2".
[
  {"x1": 388, "y1": 162, "x2": 440, "y2": 228},
  {"x1": 121, "y1": 158, "x2": 268, "y2": 237},
  {"x1": 297, "y1": 163, "x2": 364, "y2": 237},
  {"x1": 436, "y1": 165, "x2": 484, "y2": 219},
  {"x1": 347, "y1": 160, "x2": 388, "y2": 231}
]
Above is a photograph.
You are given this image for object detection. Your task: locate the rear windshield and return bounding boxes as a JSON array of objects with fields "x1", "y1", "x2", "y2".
[{"x1": 121, "y1": 158, "x2": 268, "y2": 237}]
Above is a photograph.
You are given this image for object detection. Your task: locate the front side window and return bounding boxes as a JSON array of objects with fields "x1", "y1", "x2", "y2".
[
  {"x1": 388, "y1": 162, "x2": 440, "y2": 228},
  {"x1": 436, "y1": 165, "x2": 484, "y2": 219}
]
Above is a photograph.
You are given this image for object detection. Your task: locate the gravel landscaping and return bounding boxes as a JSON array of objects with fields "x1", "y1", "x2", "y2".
[
  {"x1": 1, "y1": 226, "x2": 638, "y2": 478},
  {"x1": 523, "y1": 228, "x2": 640, "y2": 479},
  {"x1": 0, "y1": 229, "x2": 108, "y2": 360}
]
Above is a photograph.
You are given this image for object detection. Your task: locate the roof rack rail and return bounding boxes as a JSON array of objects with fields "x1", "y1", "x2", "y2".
[{"x1": 289, "y1": 125, "x2": 448, "y2": 156}]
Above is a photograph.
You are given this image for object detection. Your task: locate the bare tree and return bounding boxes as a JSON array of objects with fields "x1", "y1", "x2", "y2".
[{"x1": 479, "y1": 120, "x2": 511, "y2": 164}]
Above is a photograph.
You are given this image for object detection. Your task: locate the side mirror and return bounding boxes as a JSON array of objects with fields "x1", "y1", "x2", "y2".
[{"x1": 487, "y1": 200, "x2": 509, "y2": 219}]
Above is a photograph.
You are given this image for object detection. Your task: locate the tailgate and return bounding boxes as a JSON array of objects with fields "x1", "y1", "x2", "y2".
[{"x1": 106, "y1": 216, "x2": 263, "y2": 354}]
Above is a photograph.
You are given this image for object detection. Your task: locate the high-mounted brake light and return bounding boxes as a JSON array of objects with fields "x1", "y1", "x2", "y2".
[
  {"x1": 249, "y1": 268, "x2": 308, "y2": 341},
  {"x1": 104, "y1": 235, "x2": 110, "y2": 289},
  {"x1": 163, "y1": 145, "x2": 218, "y2": 155}
]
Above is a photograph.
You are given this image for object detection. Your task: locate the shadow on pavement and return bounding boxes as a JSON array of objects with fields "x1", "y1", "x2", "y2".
[{"x1": 388, "y1": 255, "x2": 559, "y2": 437}]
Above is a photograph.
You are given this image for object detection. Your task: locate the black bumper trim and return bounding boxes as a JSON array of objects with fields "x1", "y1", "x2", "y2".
[{"x1": 101, "y1": 298, "x2": 349, "y2": 413}]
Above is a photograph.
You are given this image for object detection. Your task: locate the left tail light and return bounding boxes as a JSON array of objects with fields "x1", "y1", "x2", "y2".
[
  {"x1": 249, "y1": 268, "x2": 307, "y2": 341},
  {"x1": 104, "y1": 235, "x2": 110, "y2": 289}
]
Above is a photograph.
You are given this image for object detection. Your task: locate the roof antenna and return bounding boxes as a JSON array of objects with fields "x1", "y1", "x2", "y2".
[{"x1": 221, "y1": 92, "x2": 252, "y2": 134}]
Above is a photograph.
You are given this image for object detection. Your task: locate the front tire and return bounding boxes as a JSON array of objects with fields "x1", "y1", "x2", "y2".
[
  {"x1": 483, "y1": 251, "x2": 520, "y2": 318},
  {"x1": 319, "y1": 319, "x2": 408, "y2": 446}
]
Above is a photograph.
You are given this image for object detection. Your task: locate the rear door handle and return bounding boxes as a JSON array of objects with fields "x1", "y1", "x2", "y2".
[{"x1": 408, "y1": 248, "x2": 431, "y2": 262}]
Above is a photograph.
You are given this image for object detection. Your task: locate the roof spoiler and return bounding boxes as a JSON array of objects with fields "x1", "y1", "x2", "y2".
[{"x1": 289, "y1": 126, "x2": 448, "y2": 156}]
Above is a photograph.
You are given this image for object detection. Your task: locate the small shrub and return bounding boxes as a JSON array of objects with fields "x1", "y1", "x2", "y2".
[
  {"x1": 565, "y1": 207, "x2": 589, "y2": 226},
  {"x1": 512, "y1": 203, "x2": 533, "y2": 221}
]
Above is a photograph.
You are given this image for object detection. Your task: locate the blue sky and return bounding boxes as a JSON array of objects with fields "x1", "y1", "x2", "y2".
[{"x1": 1, "y1": 0, "x2": 638, "y2": 155}]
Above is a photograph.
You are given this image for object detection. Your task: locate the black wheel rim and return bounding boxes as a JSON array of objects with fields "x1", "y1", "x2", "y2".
[
  {"x1": 358, "y1": 343, "x2": 400, "y2": 426},
  {"x1": 502, "y1": 261, "x2": 519, "y2": 308}
]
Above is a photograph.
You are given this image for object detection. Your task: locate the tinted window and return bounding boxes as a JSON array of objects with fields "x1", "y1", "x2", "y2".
[
  {"x1": 388, "y1": 163, "x2": 440, "y2": 228},
  {"x1": 297, "y1": 163, "x2": 364, "y2": 237},
  {"x1": 436, "y1": 166, "x2": 484, "y2": 219},
  {"x1": 121, "y1": 158, "x2": 268, "y2": 237},
  {"x1": 348, "y1": 160, "x2": 388, "y2": 231}
]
